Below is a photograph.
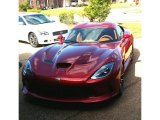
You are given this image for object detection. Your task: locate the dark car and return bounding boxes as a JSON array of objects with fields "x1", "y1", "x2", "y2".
[{"x1": 22, "y1": 22, "x2": 134, "y2": 103}]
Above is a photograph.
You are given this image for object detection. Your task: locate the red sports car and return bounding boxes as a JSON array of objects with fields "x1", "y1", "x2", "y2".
[{"x1": 22, "y1": 22, "x2": 134, "y2": 103}]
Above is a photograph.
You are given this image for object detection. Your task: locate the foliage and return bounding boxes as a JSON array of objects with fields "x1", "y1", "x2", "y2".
[
  {"x1": 19, "y1": 0, "x2": 30, "y2": 12},
  {"x1": 75, "y1": 3, "x2": 88, "y2": 7},
  {"x1": 40, "y1": 8, "x2": 85, "y2": 24},
  {"x1": 59, "y1": 12, "x2": 74, "y2": 24},
  {"x1": 84, "y1": 0, "x2": 112, "y2": 22}
]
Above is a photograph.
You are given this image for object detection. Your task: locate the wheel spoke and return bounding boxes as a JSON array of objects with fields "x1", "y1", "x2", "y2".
[{"x1": 29, "y1": 33, "x2": 38, "y2": 47}]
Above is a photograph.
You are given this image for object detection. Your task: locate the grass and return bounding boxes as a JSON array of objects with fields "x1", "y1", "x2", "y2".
[
  {"x1": 111, "y1": 2, "x2": 136, "y2": 9},
  {"x1": 119, "y1": 22, "x2": 141, "y2": 38},
  {"x1": 39, "y1": 7, "x2": 84, "y2": 16}
]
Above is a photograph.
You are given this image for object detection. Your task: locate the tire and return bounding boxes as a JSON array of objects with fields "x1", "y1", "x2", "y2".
[
  {"x1": 130, "y1": 43, "x2": 134, "y2": 62},
  {"x1": 28, "y1": 33, "x2": 39, "y2": 47},
  {"x1": 117, "y1": 64, "x2": 124, "y2": 97}
]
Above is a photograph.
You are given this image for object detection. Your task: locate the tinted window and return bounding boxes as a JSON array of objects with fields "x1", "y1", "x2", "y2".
[
  {"x1": 23, "y1": 14, "x2": 51, "y2": 25},
  {"x1": 19, "y1": 16, "x2": 26, "y2": 25},
  {"x1": 116, "y1": 26, "x2": 124, "y2": 39},
  {"x1": 65, "y1": 28, "x2": 117, "y2": 43}
]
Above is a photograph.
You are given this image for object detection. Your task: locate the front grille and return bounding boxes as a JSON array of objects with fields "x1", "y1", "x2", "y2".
[
  {"x1": 26, "y1": 78, "x2": 96, "y2": 99},
  {"x1": 30, "y1": 84, "x2": 95, "y2": 99},
  {"x1": 24, "y1": 75, "x2": 111, "y2": 99},
  {"x1": 53, "y1": 30, "x2": 68, "y2": 36}
]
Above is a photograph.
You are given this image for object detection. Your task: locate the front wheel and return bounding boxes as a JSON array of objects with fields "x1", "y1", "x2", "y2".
[
  {"x1": 117, "y1": 65, "x2": 124, "y2": 97},
  {"x1": 28, "y1": 33, "x2": 39, "y2": 47},
  {"x1": 130, "y1": 42, "x2": 134, "y2": 62}
]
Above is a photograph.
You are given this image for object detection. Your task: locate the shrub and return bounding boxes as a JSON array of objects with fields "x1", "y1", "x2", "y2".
[
  {"x1": 59, "y1": 12, "x2": 74, "y2": 24},
  {"x1": 40, "y1": 8, "x2": 85, "y2": 24},
  {"x1": 19, "y1": 0, "x2": 30, "y2": 12},
  {"x1": 84, "y1": 0, "x2": 112, "y2": 22},
  {"x1": 75, "y1": 3, "x2": 88, "y2": 7}
]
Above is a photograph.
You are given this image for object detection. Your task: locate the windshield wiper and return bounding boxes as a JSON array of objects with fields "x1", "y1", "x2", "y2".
[
  {"x1": 64, "y1": 40, "x2": 78, "y2": 43},
  {"x1": 40, "y1": 21, "x2": 51, "y2": 24}
]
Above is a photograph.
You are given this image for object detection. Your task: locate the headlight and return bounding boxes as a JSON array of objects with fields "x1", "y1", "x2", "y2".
[
  {"x1": 23, "y1": 60, "x2": 32, "y2": 76},
  {"x1": 40, "y1": 31, "x2": 49, "y2": 35},
  {"x1": 91, "y1": 62, "x2": 114, "y2": 79}
]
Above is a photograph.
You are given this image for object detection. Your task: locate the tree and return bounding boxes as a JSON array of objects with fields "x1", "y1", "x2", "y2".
[{"x1": 84, "y1": 0, "x2": 112, "y2": 22}]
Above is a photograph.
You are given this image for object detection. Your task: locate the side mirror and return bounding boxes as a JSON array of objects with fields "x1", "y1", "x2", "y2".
[
  {"x1": 120, "y1": 33, "x2": 130, "y2": 47},
  {"x1": 19, "y1": 62, "x2": 22, "y2": 69},
  {"x1": 123, "y1": 33, "x2": 130, "y2": 39},
  {"x1": 57, "y1": 35, "x2": 64, "y2": 44}
]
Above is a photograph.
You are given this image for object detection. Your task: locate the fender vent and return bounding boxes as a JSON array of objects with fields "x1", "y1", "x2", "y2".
[{"x1": 56, "y1": 63, "x2": 71, "y2": 68}]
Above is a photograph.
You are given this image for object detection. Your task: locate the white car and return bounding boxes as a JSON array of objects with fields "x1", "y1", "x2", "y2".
[{"x1": 18, "y1": 12, "x2": 68, "y2": 47}]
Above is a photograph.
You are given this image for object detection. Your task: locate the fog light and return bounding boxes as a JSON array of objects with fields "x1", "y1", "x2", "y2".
[{"x1": 44, "y1": 40, "x2": 48, "y2": 42}]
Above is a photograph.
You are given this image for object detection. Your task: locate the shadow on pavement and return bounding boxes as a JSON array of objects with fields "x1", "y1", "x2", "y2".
[{"x1": 19, "y1": 40, "x2": 52, "y2": 48}]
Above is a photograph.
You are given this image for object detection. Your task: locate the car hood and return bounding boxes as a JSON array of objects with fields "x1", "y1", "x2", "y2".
[
  {"x1": 32, "y1": 22, "x2": 68, "y2": 32},
  {"x1": 31, "y1": 42, "x2": 119, "y2": 83}
]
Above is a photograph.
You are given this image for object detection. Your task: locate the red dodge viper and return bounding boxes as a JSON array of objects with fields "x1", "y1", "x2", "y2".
[{"x1": 22, "y1": 22, "x2": 134, "y2": 103}]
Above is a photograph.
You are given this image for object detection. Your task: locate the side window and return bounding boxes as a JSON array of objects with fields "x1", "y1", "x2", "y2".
[
  {"x1": 116, "y1": 26, "x2": 124, "y2": 39},
  {"x1": 19, "y1": 16, "x2": 26, "y2": 25}
]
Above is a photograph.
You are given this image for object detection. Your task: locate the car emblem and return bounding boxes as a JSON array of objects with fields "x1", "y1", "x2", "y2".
[{"x1": 55, "y1": 77, "x2": 61, "y2": 81}]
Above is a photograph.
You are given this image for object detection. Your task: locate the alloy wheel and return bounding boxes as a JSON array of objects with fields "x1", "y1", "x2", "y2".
[{"x1": 29, "y1": 33, "x2": 39, "y2": 47}]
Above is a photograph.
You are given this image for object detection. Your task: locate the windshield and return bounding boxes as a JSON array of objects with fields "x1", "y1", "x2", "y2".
[
  {"x1": 64, "y1": 28, "x2": 118, "y2": 43},
  {"x1": 23, "y1": 14, "x2": 52, "y2": 25}
]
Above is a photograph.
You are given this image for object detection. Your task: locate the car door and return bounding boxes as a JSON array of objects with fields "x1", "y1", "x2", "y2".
[
  {"x1": 117, "y1": 25, "x2": 131, "y2": 61},
  {"x1": 18, "y1": 16, "x2": 28, "y2": 42}
]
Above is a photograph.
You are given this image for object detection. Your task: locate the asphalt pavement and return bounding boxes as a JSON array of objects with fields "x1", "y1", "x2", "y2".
[{"x1": 19, "y1": 38, "x2": 142, "y2": 120}]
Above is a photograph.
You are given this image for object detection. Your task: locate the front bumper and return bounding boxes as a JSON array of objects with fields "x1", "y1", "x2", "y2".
[
  {"x1": 22, "y1": 73, "x2": 120, "y2": 103},
  {"x1": 22, "y1": 85, "x2": 118, "y2": 103}
]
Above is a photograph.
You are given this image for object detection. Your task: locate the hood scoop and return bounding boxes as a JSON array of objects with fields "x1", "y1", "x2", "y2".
[{"x1": 56, "y1": 63, "x2": 71, "y2": 68}]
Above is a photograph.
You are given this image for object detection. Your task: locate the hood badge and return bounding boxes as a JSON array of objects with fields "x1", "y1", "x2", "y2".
[{"x1": 55, "y1": 77, "x2": 61, "y2": 81}]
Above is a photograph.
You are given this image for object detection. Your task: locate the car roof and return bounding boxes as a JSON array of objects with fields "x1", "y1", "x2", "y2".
[
  {"x1": 74, "y1": 22, "x2": 117, "y2": 29},
  {"x1": 19, "y1": 12, "x2": 44, "y2": 16}
]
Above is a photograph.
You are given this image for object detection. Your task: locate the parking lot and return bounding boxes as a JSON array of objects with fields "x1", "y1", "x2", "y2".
[{"x1": 19, "y1": 38, "x2": 142, "y2": 120}]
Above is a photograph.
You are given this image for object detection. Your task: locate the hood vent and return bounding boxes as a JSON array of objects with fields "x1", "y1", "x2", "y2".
[{"x1": 56, "y1": 63, "x2": 71, "y2": 68}]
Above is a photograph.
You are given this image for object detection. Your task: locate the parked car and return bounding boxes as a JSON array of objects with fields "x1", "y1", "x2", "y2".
[
  {"x1": 19, "y1": 62, "x2": 22, "y2": 69},
  {"x1": 22, "y1": 22, "x2": 134, "y2": 103},
  {"x1": 18, "y1": 12, "x2": 68, "y2": 47}
]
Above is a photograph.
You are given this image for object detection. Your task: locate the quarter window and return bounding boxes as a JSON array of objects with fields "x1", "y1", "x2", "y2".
[
  {"x1": 19, "y1": 16, "x2": 26, "y2": 25},
  {"x1": 116, "y1": 26, "x2": 124, "y2": 39}
]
